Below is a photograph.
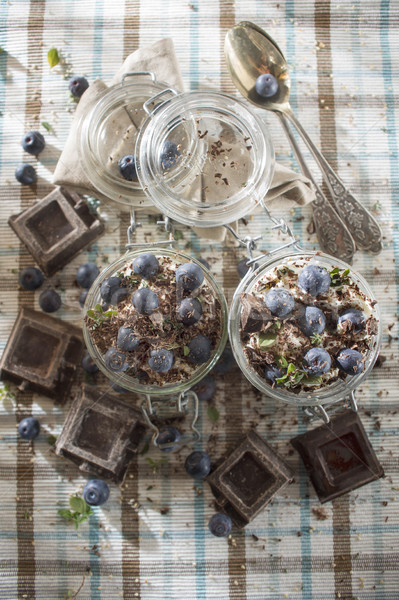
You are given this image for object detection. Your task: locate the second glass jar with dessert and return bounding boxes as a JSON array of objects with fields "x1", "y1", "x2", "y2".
[{"x1": 228, "y1": 250, "x2": 381, "y2": 412}]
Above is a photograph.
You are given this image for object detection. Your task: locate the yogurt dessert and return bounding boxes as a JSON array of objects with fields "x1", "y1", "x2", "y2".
[
  {"x1": 238, "y1": 254, "x2": 379, "y2": 395},
  {"x1": 83, "y1": 250, "x2": 226, "y2": 392}
]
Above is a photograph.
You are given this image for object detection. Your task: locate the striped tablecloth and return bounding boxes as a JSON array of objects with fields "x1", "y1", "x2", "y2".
[{"x1": 1, "y1": 1, "x2": 398, "y2": 599}]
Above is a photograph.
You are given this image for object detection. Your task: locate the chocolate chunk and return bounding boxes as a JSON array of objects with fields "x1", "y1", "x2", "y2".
[
  {"x1": 291, "y1": 411, "x2": 384, "y2": 503},
  {"x1": 0, "y1": 307, "x2": 83, "y2": 403},
  {"x1": 206, "y1": 430, "x2": 294, "y2": 527},
  {"x1": 240, "y1": 293, "x2": 273, "y2": 333},
  {"x1": 8, "y1": 187, "x2": 104, "y2": 276},
  {"x1": 55, "y1": 385, "x2": 146, "y2": 482}
]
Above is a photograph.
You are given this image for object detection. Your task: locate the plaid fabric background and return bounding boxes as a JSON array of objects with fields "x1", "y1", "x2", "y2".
[{"x1": 1, "y1": 1, "x2": 398, "y2": 599}]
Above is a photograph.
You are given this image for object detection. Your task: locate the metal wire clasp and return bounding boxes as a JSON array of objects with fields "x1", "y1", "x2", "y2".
[
  {"x1": 140, "y1": 390, "x2": 200, "y2": 450},
  {"x1": 125, "y1": 208, "x2": 175, "y2": 250},
  {"x1": 302, "y1": 391, "x2": 358, "y2": 424}
]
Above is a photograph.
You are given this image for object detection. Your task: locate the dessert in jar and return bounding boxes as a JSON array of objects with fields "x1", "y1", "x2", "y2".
[
  {"x1": 83, "y1": 248, "x2": 228, "y2": 396},
  {"x1": 229, "y1": 252, "x2": 381, "y2": 408}
]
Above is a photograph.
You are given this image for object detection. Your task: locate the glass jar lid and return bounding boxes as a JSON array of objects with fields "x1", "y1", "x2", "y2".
[
  {"x1": 228, "y1": 251, "x2": 381, "y2": 407},
  {"x1": 136, "y1": 90, "x2": 275, "y2": 227},
  {"x1": 78, "y1": 73, "x2": 170, "y2": 208}
]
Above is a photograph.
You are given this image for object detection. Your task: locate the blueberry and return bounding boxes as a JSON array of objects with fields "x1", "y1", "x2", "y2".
[
  {"x1": 100, "y1": 277, "x2": 128, "y2": 304},
  {"x1": 338, "y1": 309, "x2": 366, "y2": 334},
  {"x1": 176, "y1": 262, "x2": 204, "y2": 292},
  {"x1": 117, "y1": 326, "x2": 140, "y2": 351},
  {"x1": 187, "y1": 335, "x2": 212, "y2": 364},
  {"x1": 160, "y1": 141, "x2": 180, "y2": 170},
  {"x1": 110, "y1": 382, "x2": 129, "y2": 393},
  {"x1": 298, "y1": 306, "x2": 326, "y2": 337},
  {"x1": 255, "y1": 73, "x2": 279, "y2": 98},
  {"x1": 68, "y1": 75, "x2": 89, "y2": 98},
  {"x1": 104, "y1": 347, "x2": 129, "y2": 372},
  {"x1": 39, "y1": 289, "x2": 61, "y2": 313},
  {"x1": 303, "y1": 347, "x2": 331, "y2": 376},
  {"x1": 79, "y1": 290, "x2": 89, "y2": 308},
  {"x1": 15, "y1": 163, "x2": 37, "y2": 185},
  {"x1": 82, "y1": 352, "x2": 99, "y2": 374},
  {"x1": 336, "y1": 348, "x2": 365, "y2": 375},
  {"x1": 265, "y1": 365, "x2": 284, "y2": 385},
  {"x1": 184, "y1": 451, "x2": 211, "y2": 479},
  {"x1": 197, "y1": 257, "x2": 210, "y2": 270},
  {"x1": 83, "y1": 479, "x2": 110, "y2": 506},
  {"x1": 118, "y1": 154, "x2": 138, "y2": 181},
  {"x1": 191, "y1": 375, "x2": 216, "y2": 402},
  {"x1": 157, "y1": 425, "x2": 181, "y2": 452},
  {"x1": 19, "y1": 267, "x2": 44, "y2": 291},
  {"x1": 18, "y1": 416, "x2": 40, "y2": 440},
  {"x1": 178, "y1": 297, "x2": 202, "y2": 326},
  {"x1": 148, "y1": 348, "x2": 174, "y2": 373},
  {"x1": 21, "y1": 130, "x2": 45, "y2": 155},
  {"x1": 132, "y1": 288, "x2": 159, "y2": 315},
  {"x1": 76, "y1": 263, "x2": 99, "y2": 288},
  {"x1": 208, "y1": 513, "x2": 232, "y2": 537},
  {"x1": 298, "y1": 264, "x2": 331, "y2": 296},
  {"x1": 213, "y1": 346, "x2": 235, "y2": 375},
  {"x1": 132, "y1": 253, "x2": 159, "y2": 279},
  {"x1": 264, "y1": 288, "x2": 294, "y2": 317}
]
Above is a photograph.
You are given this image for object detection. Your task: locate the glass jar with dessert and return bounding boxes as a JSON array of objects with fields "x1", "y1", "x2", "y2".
[{"x1": 229, "y1": 245, "x2": 381, "y2": 422}]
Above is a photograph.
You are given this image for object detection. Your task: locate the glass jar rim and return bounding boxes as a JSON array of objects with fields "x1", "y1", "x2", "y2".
[
  {"x1": 83, "y1": 246, "x2": 229, "y2": 397},
  {"x1": 136, "y1": 90, "x2": 275, "y2": 227},
  {"x1": 228, "y1": 250, "x2": 381, "y2": 407}
]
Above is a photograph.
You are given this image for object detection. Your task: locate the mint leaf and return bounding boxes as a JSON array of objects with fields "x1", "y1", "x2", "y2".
[
  {"x1": 47, "y1": 434, "x2": 57, "y2": 446},
  {"x1": 41, "y1": 121, "x2": 52, "y2": 132},
  {"x1": 95, "y1": 304, "x2": 103, "y2": 313},
  {"x1": 207, "y1": 405, "x2": 220, "y2": 423},
  {"x1": 287, "y1": 363, "x2": 296, "y2": 374},
  {"x1": 303, "y1": 375, "x2": 323, "y2": 386},
  {"x1": 276, "y1": 355, "x2": 288, "y2": 369},
  {"x1": 183, "y1": 345, "x2": 190, "y2": 356},
  {"x1": 258, "y1": 331, "x2": 277, "y2": 349},
  {"x1": 47, "y1": 47, "x2": 60, "y2": 68},
  {"x1": 69, "y1": 496, "x2": 87, "y2": 514},
  {"x1": 58, "y1": 509, "x2": 72, "y2": 520}
]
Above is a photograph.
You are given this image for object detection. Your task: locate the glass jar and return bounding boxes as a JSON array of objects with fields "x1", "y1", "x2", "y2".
[
  {"x1": 135, "y1": 89, "x2": 275, "y2": 227},
  {"x1": 78, "y1": 72, "x2": 170, "y2": 208},
  {"x1": 229, "y1": 250, "x2": 381, "y2": 413},
  {"x1": 83, "y1": 247, "x2": 228, "y2": 398}
]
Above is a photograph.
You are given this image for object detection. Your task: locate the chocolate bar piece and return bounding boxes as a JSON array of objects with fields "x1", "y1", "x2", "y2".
[
  {"x1": 291, "y1": 411, "x2": 384, "y2": 503},
  {"x1": 207, "y1": 429, "x2": 294, "y2": 527},
  {"x1": 8, "y1": 187, "x2": 104, "y2": 276},
  {"x1": 0, "y1": 307, "x2": 83, "y2": 403},
  {"x1": 55, "y1": 385, "x2": 147, "y2": 482}
]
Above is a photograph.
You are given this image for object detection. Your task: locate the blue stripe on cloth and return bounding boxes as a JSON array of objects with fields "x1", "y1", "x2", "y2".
[
  {"x1": 285, "y1": 1, "x2": 313, "y2": 598},
  {"x1": 189, "y1": 8, "x2": 207, "y2": 596},
  {"x1": 89, "y1": 2, "x2": 105, "y2": 598},
  {"x1": 379, "y1": 1, "x2": 398, "y2": 595},
  {"x1": 350, "y1": 3, "x2": 385, "y2": 595}
]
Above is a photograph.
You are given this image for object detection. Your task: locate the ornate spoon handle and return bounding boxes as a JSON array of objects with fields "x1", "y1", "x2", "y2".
[
  {"x1": 285, "y1": 108, "x2": 382, "y2": 254},
  {"x1": 276, "y1": 112, "x2": 356, "y2": 263}
]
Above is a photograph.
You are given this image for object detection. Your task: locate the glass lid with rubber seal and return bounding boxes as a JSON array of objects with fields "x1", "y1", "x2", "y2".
[
  {"x1": 78, "y1": 72, "x2": 171, "y2": 208},
  {"x1": 135, "y1": 89, "x2": 275, "y2": 227}
]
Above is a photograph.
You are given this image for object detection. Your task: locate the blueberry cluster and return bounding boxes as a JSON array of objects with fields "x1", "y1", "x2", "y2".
[
  {"x1": 243, "y1": 262, "x2": 371, "y2": 390},
  {"x1": 86, "y1": 255, "x2": 217, "y2": 381}
]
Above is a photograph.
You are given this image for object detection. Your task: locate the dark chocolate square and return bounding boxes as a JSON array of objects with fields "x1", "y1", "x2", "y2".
[
  {"x1": 207, "y1": 430, "x2": 294, "y2": 527},
  {"x1": 291, "y1": 411, "x2": 384, "y2": 503},
  {"x1": 8, "y1": 187, "x2": 104, "y2": 276},
  {"x1": 55, "y1": 385, "x2": 147, "y2": 482},
  {"x1": 0, "y1": 307, "x2": 83, "y2": 403}
]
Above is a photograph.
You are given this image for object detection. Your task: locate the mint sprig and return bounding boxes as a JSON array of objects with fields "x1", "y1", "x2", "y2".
[
  {"x1": 275, "y1": 357, "x2": 324, "y2": 389},
  {"x1": 310, "y1": 333, "x2": 322, "y2": 345},
  {"x1": 58, "y1": 496, "x2": 93, "y2": 530},
  {"x1": 329, "y1": 267, "x2": 351, "y2": 289},
  {"x1": 86, "y1": 304, "x2": 118, "y2": 329}
]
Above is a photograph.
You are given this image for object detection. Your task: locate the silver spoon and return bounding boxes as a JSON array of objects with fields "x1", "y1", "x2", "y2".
[{"x1": 225, "y1": 21, "x2": 382, "y2": 255}]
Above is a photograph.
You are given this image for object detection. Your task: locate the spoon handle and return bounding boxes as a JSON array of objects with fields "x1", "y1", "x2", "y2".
[
  {"x1": 276, "y1": 112, "x2": 356, "y2": 264},
  {"x1": 285, "y1": 109, "x2": 383, "y2": 254}
]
